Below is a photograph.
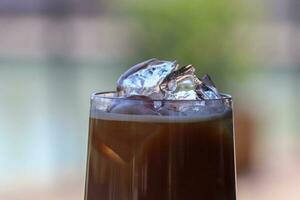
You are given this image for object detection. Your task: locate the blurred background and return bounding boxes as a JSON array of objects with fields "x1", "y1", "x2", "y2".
[{"x1": 0, "y1": 0, "x2": 299, "y2": 199}]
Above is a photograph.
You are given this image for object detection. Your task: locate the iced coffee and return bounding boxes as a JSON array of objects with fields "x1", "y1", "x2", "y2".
[{"x1": 85, "y1": 59, "x2": 236, "y2": 200}]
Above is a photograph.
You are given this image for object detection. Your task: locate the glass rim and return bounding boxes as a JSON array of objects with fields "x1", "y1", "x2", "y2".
[{"x1": 91, "y1": 91, "x2": 232, "y2": 102}]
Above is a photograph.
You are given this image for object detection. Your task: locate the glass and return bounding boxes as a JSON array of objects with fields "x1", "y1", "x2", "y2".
[{"x1": 85, "y1": 92, "x2": 236, "y2": 200}]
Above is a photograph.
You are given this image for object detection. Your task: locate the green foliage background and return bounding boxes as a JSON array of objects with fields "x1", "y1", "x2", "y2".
[{"x1": 117, "y1": 0, "x2": 251, "y2": 89}]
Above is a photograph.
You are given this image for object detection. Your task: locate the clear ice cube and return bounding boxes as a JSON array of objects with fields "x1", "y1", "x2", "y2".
[{"x1": 117, "y1": 58, "x2": 178, "y2": 99}]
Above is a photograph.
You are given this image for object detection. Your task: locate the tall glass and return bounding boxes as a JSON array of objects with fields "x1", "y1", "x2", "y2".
[{"x1": 85, "y1": 92, "x2": 236, "y2": 200}]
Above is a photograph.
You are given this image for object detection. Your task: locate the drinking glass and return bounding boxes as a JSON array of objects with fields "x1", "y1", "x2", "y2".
[{"x1": 85, "y1": 92, "x2": 236, "y2": 200}]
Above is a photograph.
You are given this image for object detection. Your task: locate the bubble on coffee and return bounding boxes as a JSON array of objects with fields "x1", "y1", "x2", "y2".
[{"x1": 110, "y1": 58, "x2": 225, "y2": 115}]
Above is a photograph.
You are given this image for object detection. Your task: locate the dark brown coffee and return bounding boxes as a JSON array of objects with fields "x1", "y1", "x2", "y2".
[{"x1": 85, "y1": 111, "x2": 236, "y2": 200}]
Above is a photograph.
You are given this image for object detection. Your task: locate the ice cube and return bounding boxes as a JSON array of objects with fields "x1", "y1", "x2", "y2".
[
  {"x1": 160, "y1": 64, "x2": 200, "y2": 100},
  {"x1": 196, "y1": 74, "x2": 221, "y2": 100},
  {"x1": 117, "y1": 58, "x2": 178, "y2": 99},
  {"x1": 109, "y1": 96, "x2": 159, "y2": 115}
]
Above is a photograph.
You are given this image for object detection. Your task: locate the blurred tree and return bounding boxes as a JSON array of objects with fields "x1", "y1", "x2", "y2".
[{"x1": 118, "y1": 0, "x2": 250, "y2": 89}]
